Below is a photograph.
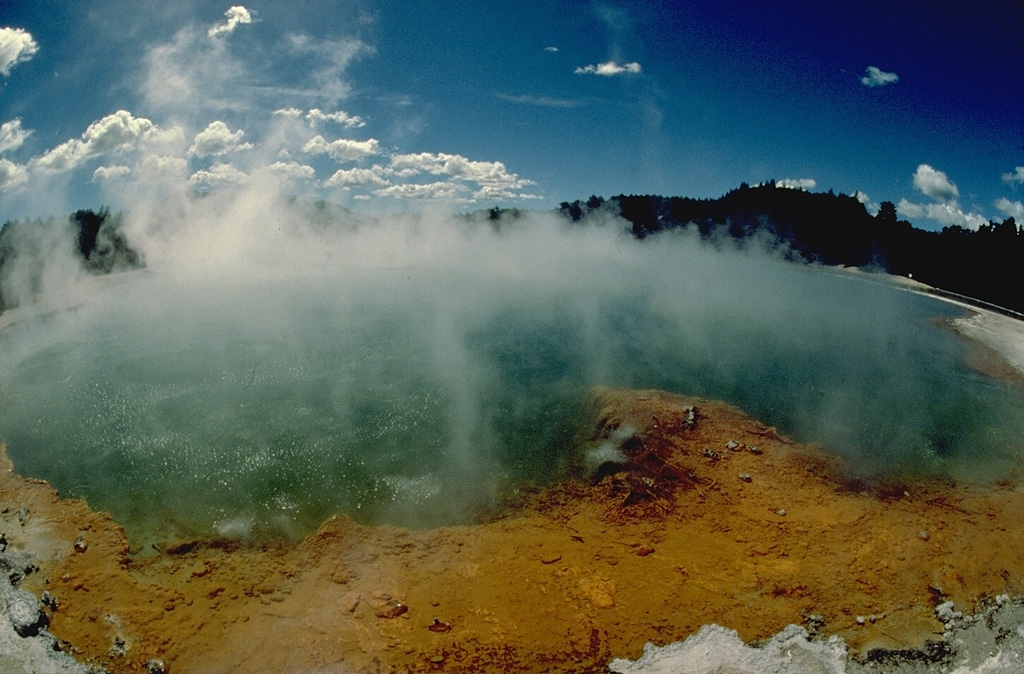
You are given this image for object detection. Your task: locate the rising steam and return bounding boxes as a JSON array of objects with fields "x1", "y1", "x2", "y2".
[{"x1": 1, "y1": 186, "x2": 1023, "y2": 544}]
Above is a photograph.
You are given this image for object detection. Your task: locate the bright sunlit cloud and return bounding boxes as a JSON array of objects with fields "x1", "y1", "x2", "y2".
[
  {"x1": 1003, "y1": 166, "x2": 1024, "y2": 184},
  {"x1": 188, "y1": 162, "x2": 249, "y2": 188},
  {"x1": 208, "y1": 6, "x2": 255, "y2": 38},
  {"x1": 913, "y1": 164, "x2": 959, "y2": 201},
  {"x1": 373, "y1": 181, "x2": 466, "y2": 200},
  {"x1": 306, "y1": 109, "x2": 365, "y2": 128},
  {"x1": 325, "y1": 166, "x2": 389, "y2": 188},
  {"x1": 189, "y1": 121, "x2": 254, "y2": 157},
  {"x1": 92, "y1": 165, "x2": 131, "y2": 182},
  {"x1": 265, "y1": 160, "x2": 316, "y2": 181},
  {"x1": 777, "y1": 178, "x2": 817, "y2": 190},
  {"x1": 860, "y1": 66, "x2": 899, "y2": 87},
  {"x1": 995, "y1": 197, "x2": 1024, "y2": 220},
  {"x1": 0, "y1": 118, "x2": 31, "y2": 153},
  {"x1": 575, "y1": 61, "x2": 642, "y2": 76},
  {"x1": 32, "y1": 111, "x2": 162, "y2": 173},
  {"x1": 897, "y1": 198, "x2": 988, "y2": 230},
  {"x1": 303, "y1": 135, "x2": 381, "y2": 162},
  {"x1": 0, "y1": 157, "x2": 28, "y2": 190},
  {"x1": 0, "y1": 27, "x2": 38, "y2": 76}
]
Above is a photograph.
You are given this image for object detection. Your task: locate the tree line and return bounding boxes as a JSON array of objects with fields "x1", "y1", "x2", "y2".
[
  {"x1": 558, "y1": 183, "x2": 1024, "y2": 315},
  {"x1": 3, "y1": 185, "x2": 1023, "y2": 317},
  {"x1": 0, "y1": 208, "x2": 142, "y2": 313}
]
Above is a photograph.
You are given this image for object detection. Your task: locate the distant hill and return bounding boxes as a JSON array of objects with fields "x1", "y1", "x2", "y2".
[{"x1": 558, "y1": 183, "x2": 1024, "y2": 316}]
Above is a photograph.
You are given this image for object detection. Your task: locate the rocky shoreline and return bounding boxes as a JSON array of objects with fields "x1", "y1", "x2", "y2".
[{"x1": 3, "y1": 386, "x2": 1024, "y2": 672}]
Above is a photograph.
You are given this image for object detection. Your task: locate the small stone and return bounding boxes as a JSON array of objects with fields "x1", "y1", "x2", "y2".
[
  {"x1": 856, "y1": 615, "x2": 866, "y2": 625},
  {"x1": 725, "y1": 440, "x2": 741, "y2": 451},
  {"x1": 375, "y1": 600, "x2": 409, "y2": 619},
  {"x1": 919, "y1": 530, "x2": 930, "y2": 541},
  {"x1": 777, "y1": 509, "x2": 787, "y2": 517},
  {"x1": 738, "y1": 473, "x2": 752, "y2": 483},
  {"x1": 747, "y1": 445, "x2": 762, "y2": 455},
  {"x1": 146, "y1": 658, "x2": 170, "y2": 674},
  {"x1": 109, "y1": 635, "x2": 128, "y2": 658},
  {"x1": 73, "y1": 535, "x2": 88, "y2": 553},
  {"x1": 635, "y1": 546, "x2": 656, "y2": 557},
  {"x1": 804, "y1": 613, "x2": 825, "y2": 631},
  {"x1": 702, "y1": 448, "x2": 721, "y2": 461},
  {"x1": 41, "y1": 590, "x2": 59, "y2": 611},
  {"x1": 428, "y1": 618, "x2": 452, "y2": 633},
  {"x1": 541, "y1": 555, "x2": 562, "y2": 565}
]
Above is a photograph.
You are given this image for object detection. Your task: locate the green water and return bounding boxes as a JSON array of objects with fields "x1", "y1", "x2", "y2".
[{"x1": 2, "y1": 264, "x2": 1023, "y2": 545}]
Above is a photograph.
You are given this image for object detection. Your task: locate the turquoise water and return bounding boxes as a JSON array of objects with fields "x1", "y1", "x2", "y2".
[{"x1": 2, "y1": 253, "x2": 1023, "y2": 545}]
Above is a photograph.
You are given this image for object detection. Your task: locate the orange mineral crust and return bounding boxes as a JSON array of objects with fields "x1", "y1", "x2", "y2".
[{"x1": 4, "y1": 386, "x2": 1024, "y2": 673}]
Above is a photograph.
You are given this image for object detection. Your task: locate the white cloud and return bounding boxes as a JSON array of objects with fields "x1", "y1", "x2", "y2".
[
  {"x1": 1002, "y1": 166, "x2": 1024, "y2": 184},
  {"x1": 302, "y1": 134, "x2": 380, "y2": 161},
  {"x1": 265, "y1": 161, "x2": 316, "y2": 181},
  {"x1": 777, "y1": 178, "x2": 817, "y2": 190},
  {"x1": 208, "y1": 6, "x2": 254, "y2": 38},
  {"x1": 472, "y1": 185, "x2": 544, "y2": 201},
  {"x1": 381, "y1": 152, "x2": 537, "y2": 201},
  {"x1": 388, "y1": 152, "x2": 534, "y2": 191},
  {"x1": 898, "y1": 197, "x2": 987, "y2": 230},
  {"x1": 0, "y1": 158, "x2": 28, "y2": 190},
  {"x1": 138, "y1": 154, "x2": 189, "y2": 181},
  {"x1": 0, "y1": 118, "x2": 31, "y2": 153},
  {"x1": 188, "y1": 163, "x2": 249, "y2": 188},
  {"x1": 575, "y1": 61, "x2": 642, "y2": 76},
  {"x1": 860, "y1": 66, "x2": 899, "y2": 87},
  {"x1": 374, "y1": 181, "x2": 467, "y2": 200},
  {"x1": 273, "y1": 107, "x2": 304, "y2": 118},
  {"x1": 188, "y1": 120, "x2": 253, "y2": 157},
  {"x1": 995, "y1": 197, "x2": 1024, "y2": 220},
  {"x1": 853, "y1": 190, "x2": 879, "y2": 215},
  {"x1": 545, "y1": 46, "x2": 559, "y2": 53},
  {"x1": 92, "y1": 165, "x2": 131, "y2": 182},
  {"x1": 34, "y1": 110, "x2": 161, "y2": 172},
  {"x1": 0, "y1": 27, "x2": 38, "y2": 77},
  {"x1": 912, "y1": 164, "x2": 959, "y2": 201},
  {"x1": 896, "y1": 198, "x2": 924, "y2": 219},
  {"x1": 324, "y1": 166, "x2": 389, "y2": 188},
  {"x1": 307, "y1": 109, "x2": 365, "y2": 128}
]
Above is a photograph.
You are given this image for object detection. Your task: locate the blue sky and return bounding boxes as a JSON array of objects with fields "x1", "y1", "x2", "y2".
[{"x1": 0, "y1": 0, "x2": 1021, "y2": 230}]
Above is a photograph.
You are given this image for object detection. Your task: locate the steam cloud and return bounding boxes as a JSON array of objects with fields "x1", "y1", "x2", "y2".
[{"x1": 1, "y1": 184, "x2": 1023, "y2": 544}]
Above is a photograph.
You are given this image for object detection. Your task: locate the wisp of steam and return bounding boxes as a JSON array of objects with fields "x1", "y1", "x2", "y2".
[{"x1": 1, "y1": 189, "x2": 1023, "y2": 546}]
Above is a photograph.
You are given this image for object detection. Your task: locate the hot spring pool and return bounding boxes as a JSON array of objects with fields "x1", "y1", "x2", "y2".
[{"x1": 2, "y1": 224, "x2": 1024, "y2": 546}]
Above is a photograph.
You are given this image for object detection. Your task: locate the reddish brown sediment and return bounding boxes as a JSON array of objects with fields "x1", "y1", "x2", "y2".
[{"x1": 4, "y1": 386, "x2": 1024, "y2": 673}]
